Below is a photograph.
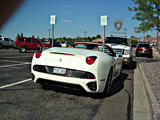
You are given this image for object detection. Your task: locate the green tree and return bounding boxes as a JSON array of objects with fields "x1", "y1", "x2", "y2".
[
  {"x1": 96, "y1": 34, "x2": 101, "y2": 38},
  {"x1": 16, "y1": 33, "x2": 20, "y2": 38},
  {"x1": 32, "y1": 35, "x2": 35, "y2": 38},
  {"x1": 128, "y1": 0, "x2": 160, "y2": 45},
  {"x1": 20, "y1": 32, "x2": 24, "y2": 38}
]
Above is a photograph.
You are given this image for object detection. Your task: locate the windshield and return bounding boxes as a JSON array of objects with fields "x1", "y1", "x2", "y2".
[
  {"x1": 138, "y1": 44, "x2": 151, "y2": 48},
  {"x1": 105, "y1": 37, "x2": 130, "y2": 46},
  {"x1": 75, "y1": 43, "x2": 104, "y2": 52}
]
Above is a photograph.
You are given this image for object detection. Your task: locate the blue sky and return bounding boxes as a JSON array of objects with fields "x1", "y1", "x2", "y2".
[{"x1": 0, "y1": 0, "x2": 157, "y2": 40}]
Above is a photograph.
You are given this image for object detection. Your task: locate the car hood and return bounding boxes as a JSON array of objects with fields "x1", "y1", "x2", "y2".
[{"x1": 106, "y1": 43, "x2": 130, "y2": 50}]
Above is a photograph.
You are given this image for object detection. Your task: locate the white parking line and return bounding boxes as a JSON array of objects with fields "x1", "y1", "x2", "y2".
[
  {"x1": 0, "y1": 63, "x2": 31, "y2": 68},
  {"x1": 2, "y1": 56, "x2": 32, "y2": 59},
  {"x1": 0, "y1": 78, "x2": 32, "y2": 89},
  {"x1": 0, "y1": 59, "x2": 27, "y2": 63}
]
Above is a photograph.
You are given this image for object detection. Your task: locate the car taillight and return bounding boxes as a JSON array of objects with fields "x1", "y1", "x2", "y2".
[
  {"x1": 149, "y1": 47, "x2": 152, "y2": 50},
  {"x1": 35, "y1": 51, "x2": 42, "y2": 58},
  {"x1": 86, "y1": 56, "x2": 97, "y2": 65}
]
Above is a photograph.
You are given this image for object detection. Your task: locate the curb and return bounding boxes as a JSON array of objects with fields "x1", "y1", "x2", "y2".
[
  {"x1": 134, "y1": 63, "x2": 160, "y2": 120},
  {"x1": 133, "y1": 64, "x2": 152, "y2": 120}
]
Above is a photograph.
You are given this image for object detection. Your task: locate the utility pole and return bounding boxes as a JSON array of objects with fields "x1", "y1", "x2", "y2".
[
  {"x1": 103, "y1": 26, "x2": 106, "y2": 39},
  {"x1": 157, "y1": 29, "x2": 159, "y2": 48},
  {"x1": 52, "y1": 24, "x2": 54, "y2": 47},
  {"x1": 84, "y1": 31, "x2": 87, "y2": 38},
  {"x1": 48, "y1": 29, "x2": 50, "y2": 39}
]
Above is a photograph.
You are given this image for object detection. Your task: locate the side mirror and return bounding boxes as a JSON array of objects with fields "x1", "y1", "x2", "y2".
[{"x1": 117, "y1": 53, "x2": 123, "y2": 57}]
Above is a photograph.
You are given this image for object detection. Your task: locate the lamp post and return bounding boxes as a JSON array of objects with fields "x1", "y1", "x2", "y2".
[
  {"x1": 48, "y1": 29, "x2": 50, "y2": 39},
  {"x1": 50, "y1": 15, "x2": 56, "y2": 47},
  {"x1": 84, "y1": 31, "x2": 87, "y2": 38}
]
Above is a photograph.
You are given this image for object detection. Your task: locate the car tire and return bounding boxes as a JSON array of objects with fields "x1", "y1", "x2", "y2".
[
  {"x1": 40, "y1": 83, "x2": 48, "y2": 90},
  {"x1": 0, "y1": 44, "x2": 3, "y2": 49},
  {"x1": 19, "y1": 46, "x2": 26, "y2": 53},
  {"x1": 106, "y1": 70, "x2": 112, "y2": 95},
  {"x1": 102, "y1": 68, "x2": 113, "y2": 97}
]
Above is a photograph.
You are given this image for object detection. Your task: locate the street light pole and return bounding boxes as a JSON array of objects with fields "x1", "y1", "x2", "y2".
[
  {"x1": 52, "y1": 24, "x2": 54, "y2": 47},
  {"x1": 104, "y1": 25, "x2": 106, "y2": 39},
  {"x1": 84, "y1": 31, "x2": 87, "y2": 38},
  {"x1": 48, "y1": 29, "x2": 50, "y2": 39}
]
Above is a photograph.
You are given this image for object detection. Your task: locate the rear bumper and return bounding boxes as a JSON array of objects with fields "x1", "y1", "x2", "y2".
[{"x1": 32, "y1": 71, "x2": 105, "y2": 93}]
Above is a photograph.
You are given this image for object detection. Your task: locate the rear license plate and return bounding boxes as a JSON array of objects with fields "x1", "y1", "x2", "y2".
[{"x1": 53, "y1": 67, "x2": 66, "y2": 75}]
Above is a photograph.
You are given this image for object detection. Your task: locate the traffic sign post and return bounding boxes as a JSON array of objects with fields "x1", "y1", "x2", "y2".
[
  {"x1": 101, "y1": 15, "x2": 107, "y2": 44},
  {"x1": 50, "y1": 15, "x2": 56, "y2": 47}
]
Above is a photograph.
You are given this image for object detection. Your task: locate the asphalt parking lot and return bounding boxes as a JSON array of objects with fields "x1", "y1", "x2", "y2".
[{"x1": 0, "y1": 48, "x2": 134, "y2": 120}]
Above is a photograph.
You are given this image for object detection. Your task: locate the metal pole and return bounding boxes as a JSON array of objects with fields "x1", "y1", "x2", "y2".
[
  {"x1": 103, "y1": 25, "x2": 106, "y2": 44},
  {"x1": 48, "y1": 29, "x2": 50, "y2": 39},
  {"x1": 157, "y1": 30, "x2": 159, "y2": 48},
  {"x1": 52, "y1": 24, "x2": 54, "y2": 47}
]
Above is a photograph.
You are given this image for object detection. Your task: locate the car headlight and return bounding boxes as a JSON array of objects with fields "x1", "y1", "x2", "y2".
[{"x1": 124, "y1": 50, "x2": 130, "y2": 55}]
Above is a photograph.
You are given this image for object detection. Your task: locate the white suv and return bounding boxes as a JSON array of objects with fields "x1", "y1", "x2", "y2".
[{"x1": 105, "y1": 36, "x2": 132, "y2": 66}]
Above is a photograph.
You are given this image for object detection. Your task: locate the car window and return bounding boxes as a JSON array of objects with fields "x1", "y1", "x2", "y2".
[
  {"x1": 4, "y1": 38, "x2": 9, "y2": 41},
  {"x1": 138, "y1": 44, "x2": 150, "y2": 47},
  {"x1": 25, "y1": 38, "x2": 31, "y2": 43},
  {"x1": 33, "y1": 39, "x2": 39, "y2": 43},
  {"x1": 105, "y1": 37, "x2": 130, "y2": 46},
  {"x1": 75, "y1": 43, "x2": 87, "y2": 49},
  {"x1": 18, "y1": 38, "x2": 24, "y2": 42},
  {"x1": 104, "y1": 45, "x2": 116, "y2": 57}
]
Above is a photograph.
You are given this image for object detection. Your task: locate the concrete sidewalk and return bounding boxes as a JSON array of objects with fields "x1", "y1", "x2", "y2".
[{"x1": 133, "y1": 48, "x2": 160, "y2": 120}]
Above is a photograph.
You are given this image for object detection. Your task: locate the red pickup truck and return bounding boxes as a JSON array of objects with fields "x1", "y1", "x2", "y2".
[{"x1": 15, "y1": 37, "x2": 52, "y2": 52}]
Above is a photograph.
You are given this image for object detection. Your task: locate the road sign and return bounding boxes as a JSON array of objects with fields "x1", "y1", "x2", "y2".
[
  {"x1": 50, "y1": 15, "x2": 56, "y2": 24},
  {"x1": 101, "y1": 16, "x2": 107, "y2": 26},
  {"x1": 114, "y1": 19, "x2": 123, "y2": 31}
]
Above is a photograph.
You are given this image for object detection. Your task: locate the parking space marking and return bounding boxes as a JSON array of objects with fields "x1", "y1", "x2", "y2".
[
  {"x1": 0, "y1": 78, "x2": 32, "y2": 89},
  {"x1": 2, "y1": 56, "x2": 32, "y2": 59},
  {"x1": 0, "y1": 59, "x2": 26, "y2": 63},
  {"x1": 0, "y1": 63, "x2": 31, "y2": 68}
]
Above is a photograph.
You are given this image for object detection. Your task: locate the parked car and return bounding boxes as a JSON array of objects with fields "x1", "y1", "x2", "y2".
[
  {"x1": 40, "y1": 38, "x2": 52, "y2": 48},
  {"x1": 49, "y1": 39, "x2": 62, "y2": 47},
  {"x1": 105, "y1": 36, "x2": 132, "y2": 66},
  {"x1": 136, "y1": 43, "x2": 152, "y2": 58},
  {"x1": 60, "y1": 42, "x2": 71, "y2": 47},
  {"x1": 15, "y1": 37, "x2": 53, "y2": 53},
  {"x1": 0, "y1": 37, "x2": 14, "y2": 49},
  {"x1": 31, "y1": 42, "x2": 122, "y2": 95}
]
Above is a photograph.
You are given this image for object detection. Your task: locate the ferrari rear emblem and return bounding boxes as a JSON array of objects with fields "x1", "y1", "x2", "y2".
[{"x1": 59, "y1": 58, "x2": 62, "y2": 62}]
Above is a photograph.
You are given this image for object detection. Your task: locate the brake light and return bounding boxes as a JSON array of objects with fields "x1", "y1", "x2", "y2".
[
  {"x1": 149, "y1": 47, "x2": 152, "y2": 50},
  {"x1": 86, "y1": 56, "x2": 97, "y2": 65},
  {"x1": 35, "y1": 51, "x2": 42, "y2": 58}
]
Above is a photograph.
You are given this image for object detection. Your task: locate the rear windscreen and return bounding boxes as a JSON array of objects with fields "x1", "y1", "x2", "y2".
[{"x1": 138, "y1": 44, "x2": 150, "y2": 47}]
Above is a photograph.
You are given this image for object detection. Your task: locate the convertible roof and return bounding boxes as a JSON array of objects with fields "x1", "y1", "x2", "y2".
[{"x1": 74, "y1": 41, "x2": 104, "y2": 46}]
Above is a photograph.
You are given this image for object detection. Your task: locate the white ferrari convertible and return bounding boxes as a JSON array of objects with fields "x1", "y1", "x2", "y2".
[{"x1": 31, "y1": 42, "x2": 122, "y2": 94}]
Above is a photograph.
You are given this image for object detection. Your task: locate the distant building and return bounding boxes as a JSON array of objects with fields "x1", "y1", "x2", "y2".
[
  {"x1": 130, "y1": 37, "x2": 141, "y2": 42},
  {"x1": 144, "y1": 36, "x2": 159, "y2": 45}
]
